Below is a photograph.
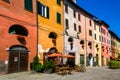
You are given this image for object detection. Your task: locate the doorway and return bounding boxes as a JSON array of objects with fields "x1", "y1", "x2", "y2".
[{"x1": 8, "y1": 45, "x2": 29, "y2": 73}]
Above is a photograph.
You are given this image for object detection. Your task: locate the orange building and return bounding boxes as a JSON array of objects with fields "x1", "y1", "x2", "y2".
[
  {"x1": 37, "y1": 0, "x2": 63, "y2": 64},
  {"x1": 0, "y1": 0, "x2": 37, "y2": 73}
]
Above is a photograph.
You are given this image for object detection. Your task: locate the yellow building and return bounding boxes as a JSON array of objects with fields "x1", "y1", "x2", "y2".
[
  {"x1": 93, "y1": 20, "x2": 102, "y2": 66},
  {"x1": 37, "y1": 0, "x2": 63, "y2": 64}
]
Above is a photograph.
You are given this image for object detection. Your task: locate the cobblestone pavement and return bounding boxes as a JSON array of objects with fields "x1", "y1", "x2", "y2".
[{"x1": 0, "y1": 67, "x2": 120, "y2": 80}]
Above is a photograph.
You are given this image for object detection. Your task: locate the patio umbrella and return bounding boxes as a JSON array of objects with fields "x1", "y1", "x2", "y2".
[
  {"x1": 63, "y1": 54, "x2": 75, "y2": 58},
  {"x1": 47, "y1": 53, "x2": 63, "y2": 64},
  {"x1": 47, "y1": 53, "x2": 63, "y2": 57}
]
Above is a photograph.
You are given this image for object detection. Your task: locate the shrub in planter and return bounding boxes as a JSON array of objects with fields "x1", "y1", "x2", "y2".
[
  {"x1": 32, "y1": 55, "x2": 44, "y2": 72},
  {"x1": 44, "y1": 60, "x2": 55, "y2": 73},
  {"x1": 35, "y1": 63, "x2": 44, "y2": 72},
  {"x1": 108, "y1": 60, "x2": 120, "y2": 69}
]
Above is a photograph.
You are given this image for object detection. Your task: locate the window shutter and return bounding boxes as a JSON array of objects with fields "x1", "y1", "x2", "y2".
[
  {"x1": 57, "y1": 13, "x2": 61, "y2": 24},
  {"x1": 47, "y1": 7, "x2": 49, "y2": 18},
  {"x1": 37, "y1": 1, "x2": 42, "y2": 15},
  {"x1": 57, "y1": 0, "x2": 61, "y2": 5},
  {"x1": 24, "y1": 0, "x2": 33, "y2": 12}
]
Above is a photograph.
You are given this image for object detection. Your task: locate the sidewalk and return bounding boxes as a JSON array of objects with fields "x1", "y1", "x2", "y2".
[{"x1": 0, "y1": 67, "x2": 120, "y2": 80}]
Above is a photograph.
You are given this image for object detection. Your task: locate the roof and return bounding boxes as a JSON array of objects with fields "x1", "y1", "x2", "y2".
[
  {"x1": 109, "y1": 30, "x2": 120, "y2": 41},
  {"x1": 64, "y1": 0, "x2": 96, "y2": 18},
  {"x1": 99, "y1": 20, "x2": 109, "y2": 28}
]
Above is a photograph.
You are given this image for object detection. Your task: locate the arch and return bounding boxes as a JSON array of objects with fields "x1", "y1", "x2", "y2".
[
  {"x1": 96, "y1": 44, "x2": 98, "y2": 48},
  {"x1": 68, "y1": 37, "x2": 74, "y2": 42},
  {"x1": 9, "y1": 24, "x2": 28, "y2": 36},
  {"x1": 48, "y1": 47, "x2": 58, "y2": 53},
  {"x1": 88, "y1": 42, "x2": 92, "y2": 46},
  {"x1": 9, "y1": 45, "x2": 28, "y2": 52},
  {"x1": 48, "y1": 32, "x2": 57, "y2": 39},
  {"x1": 80, "y1": 40, "x2": 84, "y2": 44}
]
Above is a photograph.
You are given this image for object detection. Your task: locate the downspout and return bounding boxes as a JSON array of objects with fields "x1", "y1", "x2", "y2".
[
  {"x1": 85, "y1": 14, "x2": 87, "y2": 66},
  {"x1": 36, "y1": 0, "x2": 38, "y2": 56},
  {"x1": 63, "y1": 0, "x2": 65, "y2": 54}
]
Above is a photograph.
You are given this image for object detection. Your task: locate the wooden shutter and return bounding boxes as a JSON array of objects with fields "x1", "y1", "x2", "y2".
[{"x1": 24, "y1": 0, "x2": 33, "y2": 12}]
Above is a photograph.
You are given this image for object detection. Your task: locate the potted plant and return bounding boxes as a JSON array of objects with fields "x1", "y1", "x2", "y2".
[
  {"x1": 44, "y1": 60, "x2": 55, "y2": 73},
  {"x1": 32, "y1": 55, "x2": 44, "y2": 72}
]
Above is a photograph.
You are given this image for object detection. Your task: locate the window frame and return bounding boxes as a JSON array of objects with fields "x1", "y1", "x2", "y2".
[
  {"x1": 74, "y1": 23, "x2": 77, "y2": 31},
  {"x1": 65, "y1": 19, "x2": 69, "y2": 29},
  {"x1": 24, "y1": 0, "x2": 33, "y2": 12},
  {"x1": 57, "y1": 0, "x2": 61, "y2": 6},
  {"x1": 73, "y1": 10, "x2": 76, "y2": 18},
  {"x1": 57, "y1": 12, "x2": 61, "y2": 24},
  {"x1": 89, "y1": 30, "x2": 92, "y2": 36},
  {"x1": 78, "y1": 13, "x2": 81, "y2": 21},
  {"x1": 37, "y1": 1, "x2": 49, "y2": 19},
  {"x1": 65, "y1": 4, "x2": 68, "y2": 13},
  {"x1": 78, "y1": 25, "x2": 81, "y2": 33}
]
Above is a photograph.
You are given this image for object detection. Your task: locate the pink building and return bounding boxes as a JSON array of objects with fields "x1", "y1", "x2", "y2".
[{"x1": 100, "y1": 21, "x2": 110, "y2": 66}]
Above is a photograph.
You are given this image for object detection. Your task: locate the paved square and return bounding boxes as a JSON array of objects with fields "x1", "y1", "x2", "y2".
[{"x1": 0, "y1": 67, "x2": 120, "y2": 80}]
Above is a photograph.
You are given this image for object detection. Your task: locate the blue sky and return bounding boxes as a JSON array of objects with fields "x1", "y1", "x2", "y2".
[{"x1": 76, "y1": 0, "x2": 120, "y2": 38}]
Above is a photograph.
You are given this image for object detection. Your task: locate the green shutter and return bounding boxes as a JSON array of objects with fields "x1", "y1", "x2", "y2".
[
  {"x1": 57, "y1": 0, "x2": 61, "y2": 5},
  {"x1": 57, "y1": 13, "x2": 61, "y2": 24},
  {"x1": 37, "y1": 1, "x2": 42, "y2": 15},
  {"x1": 24, "y1": 0, "x2": 33, "y2": 12},
  {"x1": 47, "y1": 7, "x2": 49, "y2": 18},
  {"x1": 3, "y1": 0, "x2": 10, "y2": 2}
]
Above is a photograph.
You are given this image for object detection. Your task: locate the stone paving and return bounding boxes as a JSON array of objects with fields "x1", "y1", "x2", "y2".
[{"x1": 0, "y1": 67, "x2": 120, "y2": 80}]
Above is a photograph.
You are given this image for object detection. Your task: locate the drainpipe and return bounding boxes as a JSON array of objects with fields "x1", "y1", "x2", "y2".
[
  {"x1": 63, "y1": 0, "x2": 65, "y2": 55},
  {"x1": 36, "y1": 0, "x2": 38, "y2": 56},
  {"x1": 85, "y1": 14, "x2": 87, "y2": 67}
]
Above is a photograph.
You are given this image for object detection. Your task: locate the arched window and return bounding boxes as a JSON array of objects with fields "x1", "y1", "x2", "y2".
[
  {"x1": 88, "y1": 42, "x2": 92, "y2": 46},
  {"x1": 80, "y1": 40, "x2": 84, "y2": 44},
  {"x1": 48, "y1": 32, "x2": 57, "y2": 39},
  {"x1": 68, "y1": 37, "x2": 73, "y2": 42},
  {"x1": 9, "y1": 24, "x2": 28, "y2": 36}
]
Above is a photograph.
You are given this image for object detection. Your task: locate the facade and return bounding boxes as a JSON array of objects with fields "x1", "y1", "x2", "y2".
[
  {"x1": 37, "y1": 0, "x2": 63, "y2": 64},
  {"x1": 93, "y1": 20, "x2": 102, "y2": 66},
  {"x1": 109, "y1": 30, "x2": 120, "y2": 59},
  {"x1": 0, "y1": 0, "x2": 37, "y2": 73},
  {"x1": 63, "y1": 0, "x2": 95, "y2": 66},
  {"x1": 100, "y1": 21, "x2": 110, "y2": 66},
  {"x1": 63, "y1": 0, "x2": 79, "y2": 65}
]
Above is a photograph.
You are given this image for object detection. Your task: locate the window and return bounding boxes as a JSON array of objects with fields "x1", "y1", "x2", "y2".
[
  {"x1": 89, "y1": 19, "x2": 92, "y2": 26},
  {"x1": 104, "y1": 38, "x2": 106, "y2": 43},
  {"x1": 9, "y1": 24, "x2": 28, "y2": 36},
  {"x1": 99, "y1": 26, "x2": 101, "y2": 32},
  {"x1": 74, "y1": 23, "x2": 76, "y2": 31},
  {"x1": 24, "y1": 0, "x2": 33, "y2": 12},
  {"x1": 65, "y1": 4, "x2": 68, "y2": 13},
  {"x1": 65, "y1": 19, "x2": 69, "y2": 29},
  {"x1": 57, "y1": 0, "x2": 61, "y2": 5},
  {"x1": 73, "y1": 10, "x2": 76, "y2": 18},
  {"x1": 102, "y1": 37, "x2": 104, "y2": 42},
  {"x1": 78, "y1": 14, "x2": 81, "y2": 21},
  {"x1": 37, "y1": 1, "x2": 49, "y2": 18},
  {"x1": 94, "y1": 24, "x2": 96, "y2": 30},
  {"x1": 94, "y1": 34, "x2": 97, "y2": 40},
  {"x1": 89, "y1": 30, "x2": 92, "y2": 36},
  {"x1": 3, "y1": 0, "x2": 10, "y2": 3},
  {"x1": 78, "y1": 25, "x2": 81, "y2": 32},
  {"x1": 99, "y1": 35, "x2": 101, "y2": 41},
  {"x1": 57, "y1": 13, "x2": 61, "y2": 24}
]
